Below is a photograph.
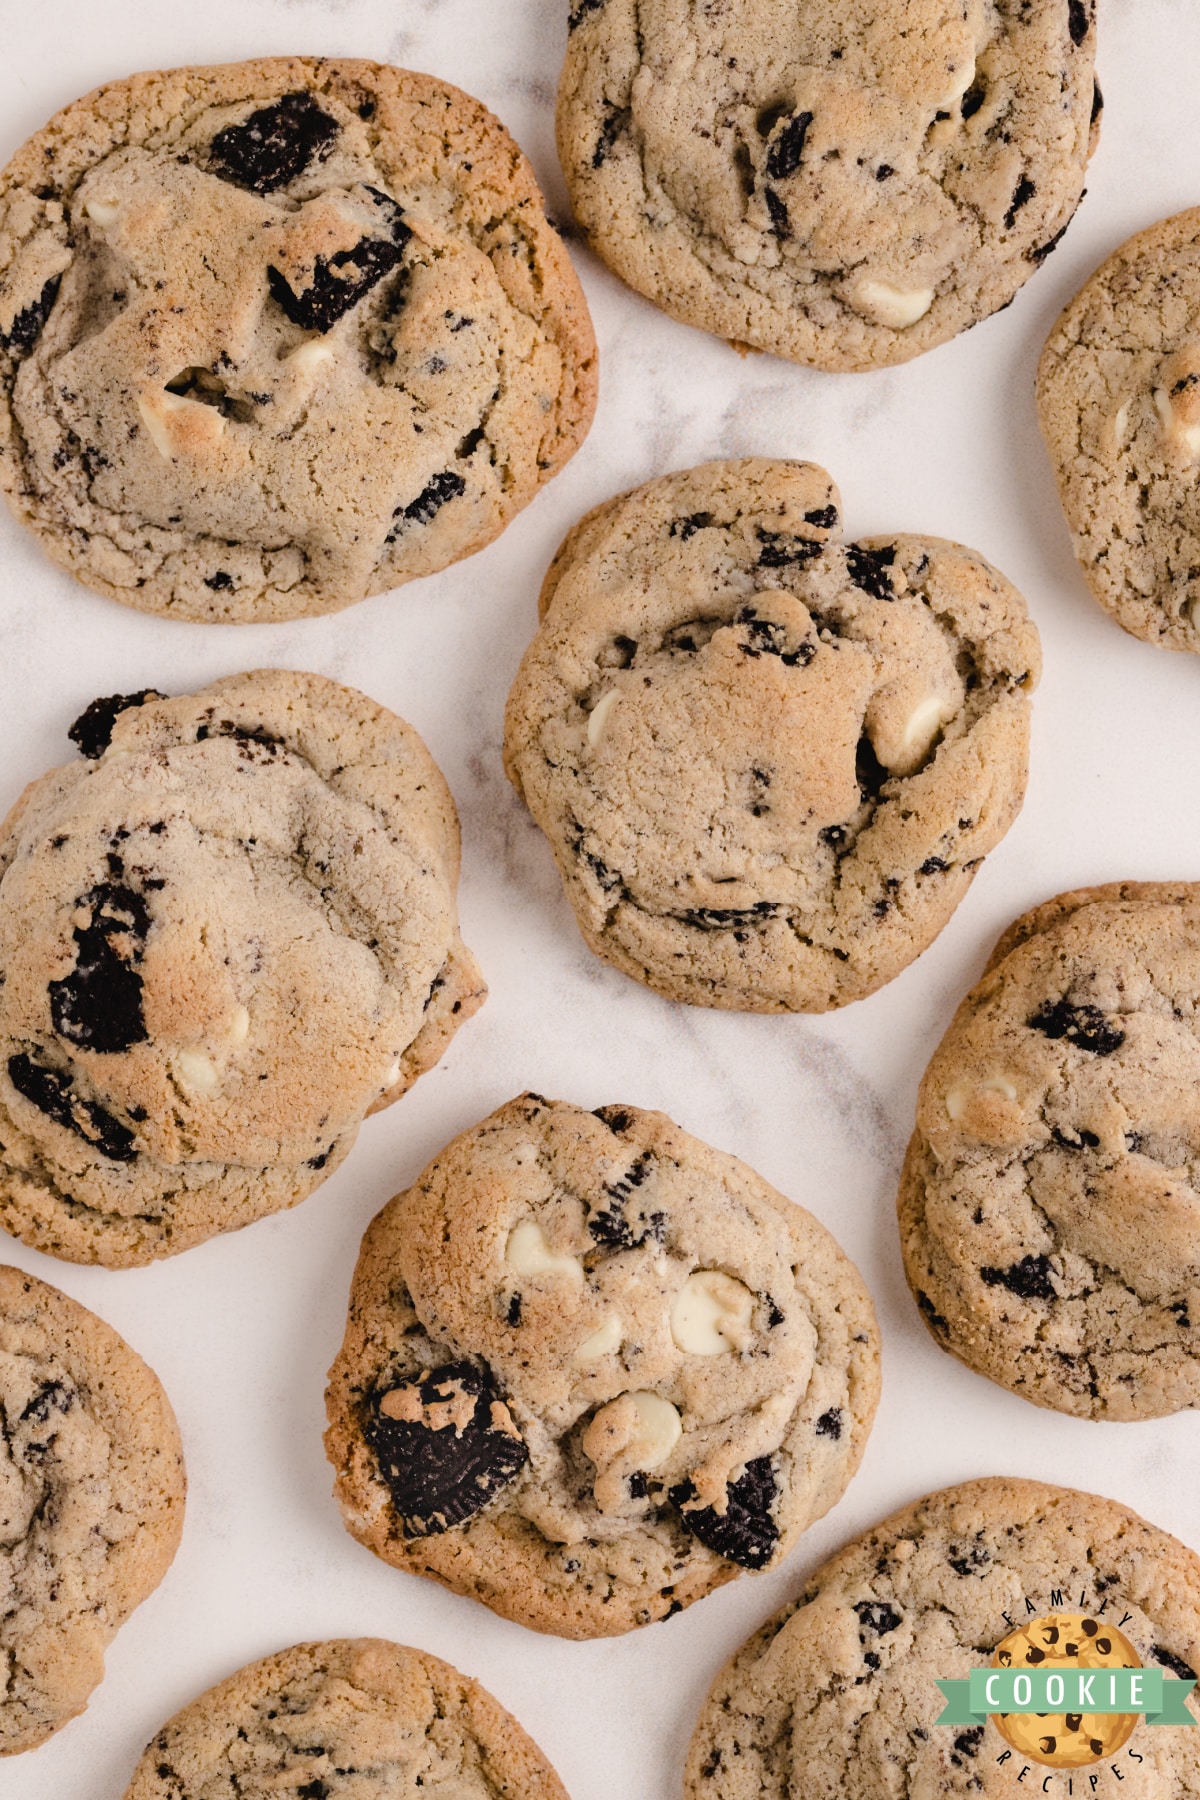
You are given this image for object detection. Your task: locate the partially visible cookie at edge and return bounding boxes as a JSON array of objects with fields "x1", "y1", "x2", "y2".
[
  {"x1": 504, "y1": 458, "x2": 1040, "y2": 1013},
  {"x1": 558, "y1": 0, "x2": 1098, "y2": 370},
  {"x1": 0, "y1": 1264, "x2": 185, "y2": 1755},
  {"x1": 0, "y1": 56, "x2": 597, "y2": 621},
  {"x1": 1038, "y1": 207, "x2": 1200, "y2": 652},
  {"x1": 899, "y1": 881, "x2": 1200, "y2": 1421},
  {"x1": 0, "y1": 671, "x2": 485, "y2": 1266},
  {"x1": 325, "y1": 1092, "x2": 880, "y2": 1638},
  {"x1": 121, "y1": 1638, "x2": 568, "y2": 1798},
  {"x1": 684, "y1": 1477, "x2": 1200, "y2": 1800}
]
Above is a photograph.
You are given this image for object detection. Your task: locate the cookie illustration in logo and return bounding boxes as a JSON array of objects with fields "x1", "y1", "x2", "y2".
[{"x1": 993, "y1": 1613, "x2": 1141, "y2": 1769}]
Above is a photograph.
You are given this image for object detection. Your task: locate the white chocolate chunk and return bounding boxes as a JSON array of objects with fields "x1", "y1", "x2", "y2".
[
  {"x1": 1154, "y1": 385, "x2": 1200, "y2": 462},
  {"x1": 285, "y1": 339, "x2": 335, "y2": 376},
  {"x1": 947, "y1": 1074, "x2": 1018, "y2": 1120},
  {"x1": 85, "y1": 199, "x2": 121, "y2": 228},
  {"x1": 177, "y1": 1046, "x2": 220, "y2": 1097},
  {"x1": 850, "y1": 280, "x2": 935, "y2": 330},
  {"x1": 587, "y1": 689, "x2": 621, "y2": 747},
  {"x1": 226, "y1": 1005, "x2": 250, "y2": 1047},
  {"x1": 574, "y1": 1313, "x2": 623, "y2": 1360},
  {"x1": 1112, "y1": 402, "x2": 1129, "y2": 448},
  {"x1": 137, "y1": 388, "x2": 226, "y2": 461},
  {"x1": 505, "y1": 1219, "x2": 583, "y2": 1284},
  {"x1": 671, "y1": 1270, "x2": 755, "y2": 1355},
  {"x1": 380, "y1": 1059, "x2": 402, "y2": 1093},
  {"x1": 586, "y1": 1390, "x2": 682, "y2": 1471},
  {"x1": 901, "y1": 693, "x2": 950, "y2": 760},
  {"x1": 942, "y1": 57, "x2": 977, "y2": 106}
]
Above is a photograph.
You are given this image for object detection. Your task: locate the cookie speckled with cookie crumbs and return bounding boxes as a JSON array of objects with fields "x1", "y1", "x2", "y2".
[
  {"x1": 685, "y1": 1478, "x2": 1200, "y2": 1800},
  {"x1": 121, "y1": 1638, "x2": 569, "y2": 1799},
  {"x1": 504, "y1": 459, "x2": 1039, "y2": 1012},
  {"x1": 558, "y1": 0, "x2": 1098, "y2": 370},
  {"x1": 0, "y1": 671, "x2": 484, "y2": 1266},
  {"x1": 900, "y1": 882, "x2": 1200, "y2": 1420},
  {"x1": 0, "y1": 57, "x2": 596, "y2": 621},
  {"x1": 0, "y1": 1264, "x2": 185, "y2": 1755},
  {"x1": 325, "y1": 1093, "x2": 879, "y2": 1638}
]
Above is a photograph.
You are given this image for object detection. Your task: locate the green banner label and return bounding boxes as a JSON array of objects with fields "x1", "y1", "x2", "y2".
[{"x1": 936, "y1": 1668, "x2": 1197, "y2": 1727}]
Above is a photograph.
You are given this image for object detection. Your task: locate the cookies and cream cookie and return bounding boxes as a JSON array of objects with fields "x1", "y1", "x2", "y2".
[
  {"x1": 122, "y1": 1638, "x2": 568, "y2": 1798},
  {"x1": 899, "y1": 882, "x2": 1200, "y2": 1421},
  {"x1": 558, "y1": 0, "x2": 1098, "y2": 370},
  {"x1": 1038, "y1": 208, "x2": 1200, "y2": 652},
  {"x1": 504, "y1": 459, "x2": 1040, "y2": 1012},
  {"x1": 0, "y1": 671, "x2": 484, "y2": 1266},
  {"x1": 685, "y1": 1477, "x2": 1200, "y2": 1800},
  {"x1": 0, "y1": 57, "x2": 597, "y2": 620},
  {"x1": 325, "y1": 1093, "x2": 880, "y2": 1638},
  {"x1": 0, "y1": 1264, "x2": 185, "y2": 1755}
]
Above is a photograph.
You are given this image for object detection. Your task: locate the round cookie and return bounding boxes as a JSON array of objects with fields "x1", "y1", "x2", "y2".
[
  {"x1": 325, "y1": 1092, "x2": 880, "y2": 1638},
  {"x1": 0, "y1": 1263, "x2": 185, "y2": 1755},
  {"x1": 121, "y1": 1638, "x2": 568, "y2": 1798},
  {"x1": 899, "y1": 881, "x2": 1200, "y2": 1421},
  {"x1": 684, "y1": 1477, "x2": 1200, "y2": 1800},
  {"x1": 0, "y1": 57, "x2": 597, "y2": 622},
  {"x1": 558, "y1": 0, "x2": 1098, "y2": 371},
  {"x1": 0, "y1": 671, "x2": 485, "y2": 1267},
  {"x1": 1038, "y1": 208, "x2": 1200, "y2": 652},
  {"x1": 991, "y1": 1613, "x2": 1140, "y2": 1769},
  {"x1": 503, "y1": 459, "x2": 1040, "y2": 1013}
]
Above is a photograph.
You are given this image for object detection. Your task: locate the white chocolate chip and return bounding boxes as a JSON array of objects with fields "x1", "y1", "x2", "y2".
[
  {"x1": 177, "y1": 1046, "x2": 220, "y2": 1097},
  {"x1": 947, "y1": 1074, "x2": 1018, "y2": 1121},
  {"x1": 980, "y1": 1074, "x2": 1018, "y2": 1101},
  {"x1": 574, "y1": 1313, "x2": 623, "y2": 1360},
  {"x1": 85, "y1": 199, "x2": 121, "y2": 228},
  {"x1": 505, "y1": 1219, "x2": 583, "y2": 1284},
  {"x1": 587, "y1": 1390, "x2": 682, "y2": 1471},
  {"x1": 1112, "y1": 402, "x2": 1129, "y2": 448},
  {"x1": 226, "y1": 1005, "x2": 250, "y2": 1047},
  {"x1": 587, "y1": 689, "x2": 621, "y2": 747},
  {"x1": 380, "y1": 1060, "x2": 402, "y2": 1094},
  {"x1": 901, "y1": 693, "x2": 951, "y2": 760},
  {"x1": 942, "y1": 57, "x2": 977, "y2": 106},
  {"x1": 137, "y1": 388, "x2": 226, "y2": 461},
  {"x1": 671, "y1": 1270, "x2": 755, "y2": 1355},
  {"x1": 1154, "y1": 385, "x2": 1200, "y2": 462},
  {"x1": 946, "y1": 1086, "x2": 967, "y2": 1122},
  {"x1": 285, "y1": 339, "x2": 335, "y2": 376},
  {"x1": 850, "y1": 279, "x2": 935, "y2": 330}
]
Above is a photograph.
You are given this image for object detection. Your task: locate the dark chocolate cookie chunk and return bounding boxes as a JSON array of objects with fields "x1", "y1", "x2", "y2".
[
  {"x1": 365, "y1": 1362, "x2": 528, "y2": 1537},
  {"x1": 68, "y1": 692, "x2": 164, "y2": 761},
  {"x1": 209, "y1": 90, "x2": 339, "y2": 193},
  {"x1": 671, "y1": 1456, "x2": 779, "y2": 1570}
]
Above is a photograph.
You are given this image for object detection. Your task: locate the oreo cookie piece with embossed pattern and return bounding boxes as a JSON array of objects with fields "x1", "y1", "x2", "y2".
[
  {"x1": 684, "y1": 1478, "x2": 1200, "y2": 1800},
  {"x1": 557, "y1": 0, "x2": 1098, "y2": 370},
  {"x1": 0, "y1": 57, "x2": 596, "y2": 620},
  {"x1": 504, "y1": 459, "x2": 1040, "y2": 1012},
  {"x1": 900, "y1": 882, "x2": 1200, "y2": 1420},
  {"x1": 325, "y1": 1092, "x2": 880, "y2": 1638},
  {"x1": 0, "y1": 1264, "x2": 185, "y2": 1755},
  {"x1": 0, "y1": 670, "x2": 484, "y2": 1266},
  {"x1": 121, "y1": 1638, "x2": 569, "y2": 1800}
]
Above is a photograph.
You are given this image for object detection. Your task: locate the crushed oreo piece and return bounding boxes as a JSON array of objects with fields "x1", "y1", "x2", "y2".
[
  {"x1": 917, "y1": 1291, "x2": 949, "y2": 1335},
  {"x1": 588, "y1": 1152, "x2": 664, "y2": 1249},
  {"x1": 365, "y1": 1360, "x2": 528, "y2": 1537},
  {"x1": 981, "y1": 1254, "x2": 1056, "y2": 1303},
  {"x1": 389, "y1": 469, "x2": 466, "y2": 538},
  {"x1": 1004, "y1": 174, "x2": 1037, "y2": 231},
  {"x1": 670, "y1": 1455, "x2": 778, "y2": 1569},
  {"x1": 269, "y1": 187, "x2": 411, "y2": 331},
  {"x1": 846, "y1": 543, "x2": 896, "y2": 600},
  {"x1": 1152, "y1": 1645, "x2": 1197, "y2": 1683},
  {"x1": 815, "y1": 1407, "x2": 843, "y2": 1439},
  {"x1": 737, "y1": 609, "x2": 815, "y2": 666},
  {"x1": 592, "y1": 103, "x2": 628, "y2": 169},
  {"x1": 7, "y1": 1053, "x2": 137, "y2": 1162},
  {"x1": 1068, "y1": 0, "x2": 1091, "y2": 46},
  {"x1": 804, "y1": 504, "x2": 838, "y2": 529},
  {"x1": 49, "y1": 883, "x2": 151, "y2": 1054},
  {"x1": 20, "y1": 1379, "x2": 73, "y2": 1425},
  {"x1": 1, "y1": 274, "x2": 61, "y2": 357},
  {"x1": 209, "y1": 91, "x2": 340, "y2": 193},
  {"x1": 948, "y1": 1545, "x2": 990, "y2": 1577},
  {"x1": 678, "y1": 901, "x2": 779, "y2": 930},
  {"x1": 854, "y1": 1600, "x2": 902, "y2": 1634},
  {"x1": 670, "y1": 511, "x2": 714, "y2": 541},
  {"x1": 68, "y1": 690, "x2": 163, "y2": 760},
  {"x1": 1028, "y1": 998, "x2": 1125, "y2": 1056},
  {"x1": 764, "y1": 189, "x2": 790, "y2": 237},
  {"x1": 766, "y1": 110, "x2": 813, "y2": 180},
  {"x1": 568, "y1": 0, "x2": 605, "y2": 25},
  {"x1": 756, "y1": 525, "x2": 824, "y2": 569}
]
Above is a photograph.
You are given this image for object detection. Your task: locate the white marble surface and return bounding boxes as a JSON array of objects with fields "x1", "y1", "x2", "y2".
[{"x1": 1, "y1": 2, "x2": 1198, "y2": 1796}]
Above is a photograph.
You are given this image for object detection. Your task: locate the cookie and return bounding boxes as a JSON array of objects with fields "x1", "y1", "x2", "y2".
[
  {"x1": 684, "y1": 1477, "x2": 1200, "y2": 1800},
  {"x1": 1038, "y1": 208, "x2": 1200, "y2": 652},
  {"x1": 325, "y1": 1092, "x2": 880, "y2": 1638},
  {"x1": 503, "y1": 459, "x2": 1040, "y2": 1013},
  {"x1": 557, "y1": 0, "x2": 1098, "y2": 371},
  {"x1": 899, "y1": 881, "x2": 1200, "y2": 1422},
  {"x1": 0, "y1": 57, "x2": 597, "y2": 622},
  {"x1": 121, "y1": 1638, "x2": 568, "y2": 1798},
  {"x1": 0, "y1": 1264, "x2": 185, "y2": 1755},
  {"x1": 0, "y1": 671, "x2": 484, "y2": 1266}
]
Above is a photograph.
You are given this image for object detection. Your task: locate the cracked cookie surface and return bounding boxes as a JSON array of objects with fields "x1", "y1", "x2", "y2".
[
  {"x1": 121, "y1": 1637, "x2": 568, "y2": 1798},
  {"x1": 503, "y1": 459, "x2": 1039, "y2": 1012},
  {"x1": 684, "y1": 1477, "x2": 1200, "y2": 1800},
  {"x1": 557, "y1": 0, "x2": 1098, "y2": 370},
  {"x1": 0, "y1": 670, "x2": 484, "y2": 1266},
  {"x1": 1038, "y1": 208, "x2": 1200, "y2": 653},
  {"x1": 0, "y1": 56, "x2": 597, "y2": 621},
  {"x1": 0, "y1": 1264, "x2": 185, "y2": 1755},
  {"x1": 899, "y1": 882, "x2": 1200, "y2": 1421},
  {"x1": 325, "y1": 1093, "x2": 879, "y2": 1638}
]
